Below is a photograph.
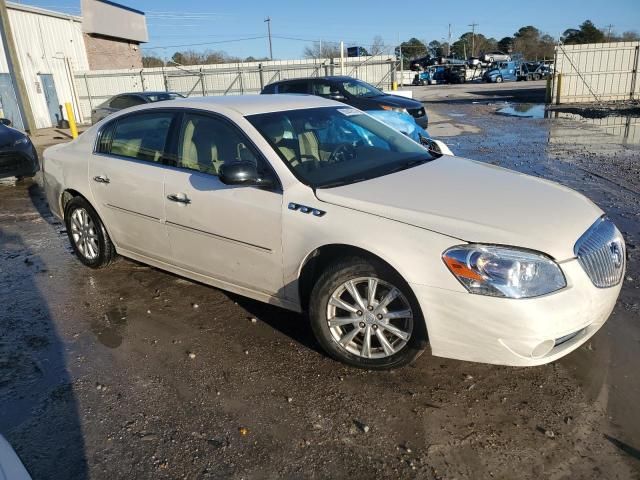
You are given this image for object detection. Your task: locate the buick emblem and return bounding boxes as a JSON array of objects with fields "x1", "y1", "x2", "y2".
[{"x1": 609, "y1": 241, "x2": 623, "y2": 269}]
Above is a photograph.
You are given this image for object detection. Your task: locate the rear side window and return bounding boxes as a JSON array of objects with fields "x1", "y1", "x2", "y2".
[
  {"x1": 278, "y1": 82, "x2": 308, "y2": 94},
  {"x1": 110, "y1": 95, "x2": 146, "y2": 109},
  {"x1": 102, "y1": 112, "x2": 174, "y2": 162}
]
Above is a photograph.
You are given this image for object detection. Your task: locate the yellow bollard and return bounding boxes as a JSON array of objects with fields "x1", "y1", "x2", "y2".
[
  {"x1": 64, "y1": 102, "x2": 78, "y2": 139},
  {"x1": 392, "y1": 81, "x2": 398, "y2": 91}
]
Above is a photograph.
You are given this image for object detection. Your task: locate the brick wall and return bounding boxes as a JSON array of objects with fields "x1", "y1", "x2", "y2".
[{"x1": 83, "y1": 33, "x2": 142, "y2": 70}]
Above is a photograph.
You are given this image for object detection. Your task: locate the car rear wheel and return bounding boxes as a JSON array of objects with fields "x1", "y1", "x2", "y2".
[
  {"x1": 309, "y1": 257, "x2": 427, "y2": 369},
  {"x1": 64, "y1": 196, "x2": 116, "y2": 268},
  {"x1": 496, "y1": 76, "x2": 503, "y2": 83}
]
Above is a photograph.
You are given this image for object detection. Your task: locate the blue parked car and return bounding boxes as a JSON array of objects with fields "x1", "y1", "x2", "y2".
[{"x1": 483, "y1": 61, "x2": 519, "y2": 83}]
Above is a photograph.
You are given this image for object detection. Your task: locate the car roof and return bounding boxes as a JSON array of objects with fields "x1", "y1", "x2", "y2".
[
  {"x1": 164, "y1": 94, "x2": 341, "y2": 116},
  {"x1": 270, "y1": 76, "x2": 362, "y2": 85},
  {"x1": 113, "y1": 91, "x2": 179, "y2": 97}
]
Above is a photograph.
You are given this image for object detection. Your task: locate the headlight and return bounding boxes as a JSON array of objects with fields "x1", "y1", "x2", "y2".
[
  {"x1": 13, "y1": 137, "x2": 29, "y2": 146},
  {"x1": 381, "y1": 105, "x2": 407, "y2": 114},
  {"x1": 442, "y1": 245, "x2": 566, "y2": 298}
]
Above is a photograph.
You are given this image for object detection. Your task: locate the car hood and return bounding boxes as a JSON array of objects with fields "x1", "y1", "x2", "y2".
[
  {"x1": 314, "y1": 156, "x2": 602, "y2": 260},
  {"x1": 373, "y1": 94, "x2": 422, "y2": 109}
]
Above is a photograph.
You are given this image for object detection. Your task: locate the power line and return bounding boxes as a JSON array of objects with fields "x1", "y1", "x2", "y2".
[{"x1": 146, "y1": 35, "x2": 267, "y2": 50}]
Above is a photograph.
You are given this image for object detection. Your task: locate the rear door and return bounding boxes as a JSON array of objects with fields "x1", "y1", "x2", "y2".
[
  {"x1": 89, "y1": 110, "x2": 177, "y2": 261},
  {"x1": 162, "y1": 111, "x2": 284, "y2": 295}
]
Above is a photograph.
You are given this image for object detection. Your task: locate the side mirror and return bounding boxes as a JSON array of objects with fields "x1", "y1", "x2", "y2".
[
  {"x1": 219, "y1": 161, "x2": 274, "y2": 187},
  {"x1": 329, "y1": 92, "x2": 345, "y2": 101},
  {"x1": 0, "y1": 118, "x2": 11, "y2": 126}
]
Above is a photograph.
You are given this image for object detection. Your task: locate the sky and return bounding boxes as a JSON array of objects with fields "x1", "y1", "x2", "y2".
[{"x1": 14, "y1": 0, "x2": 640, "y2": 60}]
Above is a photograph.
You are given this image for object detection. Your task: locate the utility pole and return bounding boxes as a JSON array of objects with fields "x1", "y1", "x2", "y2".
[
  {"x1": 0, "y1": 0, "x2": 36, "y2": 132},
  {"x1": 606, "y1": 24, "x2": 613, "y2": 42},
  {"x1": 468, "y1": 22, "x2": 478, "y2": 58},
  {"x1": 264, "y1": 17, "x2": 273, "y2": 60},
  {"x1": 447, "y1": 23, "x2": 451, "y2": 57}
]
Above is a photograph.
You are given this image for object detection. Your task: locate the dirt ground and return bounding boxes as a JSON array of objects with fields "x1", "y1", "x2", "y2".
[{"x1": 1, "y1": 82, "x2": 639, "y2": 479}]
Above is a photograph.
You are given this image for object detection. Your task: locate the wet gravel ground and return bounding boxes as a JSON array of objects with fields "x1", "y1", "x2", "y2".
[{"x1": 1, "y1": 89, "x2": 640, "y2": 479}]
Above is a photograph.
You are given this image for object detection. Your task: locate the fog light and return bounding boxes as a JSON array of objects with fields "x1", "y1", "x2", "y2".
[{"x1": 531, "y1": 340, "x2": 555, "y2": 358}]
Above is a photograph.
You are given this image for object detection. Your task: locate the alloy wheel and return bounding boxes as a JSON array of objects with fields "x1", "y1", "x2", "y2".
[
  {"x1": 70, "y1": 208, "x2": 99, "y2": 260},
  {"x1": 326, "y1": 277, "x2": 414, "y2": 359}
]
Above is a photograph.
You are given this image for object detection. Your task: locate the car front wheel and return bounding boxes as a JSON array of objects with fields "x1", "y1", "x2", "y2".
[
  {"x1": 309, "y1": 257, "x2": 427, "y2": 369},
  {"x1": 64, "y1": 196, "x2": 116, "y2": 268}
]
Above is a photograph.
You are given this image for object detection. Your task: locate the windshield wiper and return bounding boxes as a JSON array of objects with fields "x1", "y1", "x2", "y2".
[
  {"x1": 384, "y1": 157, "x2": 431, "y2": 175},
  {"x1": 317, "y1": 177, "x2": 369, "y2": 189}
]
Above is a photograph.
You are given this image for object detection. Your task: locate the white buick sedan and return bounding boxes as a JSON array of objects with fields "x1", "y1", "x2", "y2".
[{"x1": 43, "y1": 95, "x2": 625, "y2": 369}]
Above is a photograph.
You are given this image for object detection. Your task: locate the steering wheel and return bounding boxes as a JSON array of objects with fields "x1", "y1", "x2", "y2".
[{"x1": 327, "y1": 143, "x2": 356, "y2": 163}]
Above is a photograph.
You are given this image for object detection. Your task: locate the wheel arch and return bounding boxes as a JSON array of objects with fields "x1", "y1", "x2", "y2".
[
  {"x1": 60, "y1": 189, "x2": 115, "y2": 245},
  {"x1": 297, "y1": 243, "x2": 419, "y2": 314}
]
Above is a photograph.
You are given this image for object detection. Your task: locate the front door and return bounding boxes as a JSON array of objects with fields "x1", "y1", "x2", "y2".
[
  {"x1": 39, "y1": 74, "x2": 60, "y2": 126},
  {"x1": 89, "y1": 110, "x2": 176, "y2": 261},
  {"x1": 163, "y1": 112, "x2": 284, "y2": 295},
  {"x1": 0, "y1": 73, "x2": 24, "y2": 130}
]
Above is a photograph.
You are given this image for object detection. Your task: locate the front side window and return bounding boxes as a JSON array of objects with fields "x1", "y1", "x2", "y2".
[
  {"x1": 107, "y1": 112, "x2": 174, "y2": 162},
  {"x1": 311, "y1": 81, "x2": 338, "y2": 97},
  {"x1": 177, "y1": 113, "x2": 260, "y2": 176},
  {"x1": 339, "y1": 80, "x2": 384, "y2": 98},
  {"x1": 248, "y1": 107, "x2": 435, "y2": 188}
]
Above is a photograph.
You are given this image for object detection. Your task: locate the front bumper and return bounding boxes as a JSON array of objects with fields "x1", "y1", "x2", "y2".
[
  {"x1": 411, "y1": 259, "x2": 622, "y2": 366},
  {"x1": 0, "y1": 146, "x2": 39, "y2": 179}
]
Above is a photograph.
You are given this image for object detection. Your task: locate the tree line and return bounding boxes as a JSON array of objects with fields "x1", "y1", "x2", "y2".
[
  {"x1": 398, "y1": 20, "x2": 639, "y2": 64},
  {"x1": 143, "y1": 19, "x2": 639, "y2": 68}
]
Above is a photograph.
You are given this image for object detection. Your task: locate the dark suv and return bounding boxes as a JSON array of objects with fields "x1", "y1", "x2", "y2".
[{"x1": 261, "y1": 76, "x2": 428, "y2": 128}]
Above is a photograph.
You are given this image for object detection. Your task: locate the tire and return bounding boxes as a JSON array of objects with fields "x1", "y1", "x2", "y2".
[
  {"x1": 309, "y1": 257, "x2": 427, "y2": 369},
  {"x1": 64, "y1": 196, "x2": 116, "y2": 269},
  {"x1": 495, "y1": 76, "x2": 503, "y2": 83}
]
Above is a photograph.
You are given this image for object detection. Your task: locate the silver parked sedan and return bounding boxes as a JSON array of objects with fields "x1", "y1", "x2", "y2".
[
  {"x1": 90, "y1": 91, "x2": 184, "y2": 124},
  {"x1": 43, "y1": 95, "x2": 624, "y2": 369}
]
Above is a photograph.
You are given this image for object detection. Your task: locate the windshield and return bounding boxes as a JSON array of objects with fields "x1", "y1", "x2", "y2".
[
  {"x1": 340, "y1": 80, "x2": 384, "y2": 98},
  {"x1": 247, "y1": 107, "x2": 435, "y2": 188}
]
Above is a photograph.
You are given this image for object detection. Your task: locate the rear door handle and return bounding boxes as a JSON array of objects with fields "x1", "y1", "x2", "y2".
[
  {"x1": 93, "y1": 175, "x2": 110, "y2": 184},
  {"x1": 167, "y1": 193, "x2": 191, "y2": 204}
]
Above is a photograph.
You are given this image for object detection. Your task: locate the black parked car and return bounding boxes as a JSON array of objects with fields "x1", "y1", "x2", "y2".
[
  {"x1": 91, "y1": 91, "x2": 185, "y2": 124},
  {"x1": 261, "y1": 76, "x2": 428, "y2": 128},
  {"x1": 0, "y1": 119, "x2": 38, "y2": 180}
]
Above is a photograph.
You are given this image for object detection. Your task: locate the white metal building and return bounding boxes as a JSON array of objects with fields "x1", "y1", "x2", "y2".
[
  {"x1": 0, "y1": 0, "x2": 147, "y2": 130},
  {"x1": 0, "y1": 2, "x2": 88, "y2": 130}
]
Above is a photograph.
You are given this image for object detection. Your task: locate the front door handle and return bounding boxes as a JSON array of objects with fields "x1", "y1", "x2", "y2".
[
  {"x1": 93, "y1": 175, "x2": 110, "y2": 184},
  {"x1": 167, "y1": 193, "x2": 191, "y2": 205}
]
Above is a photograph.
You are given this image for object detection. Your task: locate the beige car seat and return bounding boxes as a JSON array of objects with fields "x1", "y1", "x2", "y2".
[{"x1": 181, "y1": 120, "x2": 222, "y2": 174}]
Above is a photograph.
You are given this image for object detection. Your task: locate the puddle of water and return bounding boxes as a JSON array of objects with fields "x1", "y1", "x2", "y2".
[
  {"x1": 550, "y1": 111, "x2": 640, "y2": 146},
  {"x1": 494, "y1": 103, "x2": 640, "y2": 146},
  {"x1": 91, "y1": 306, "x2": 128, "y2": 348},
  {"x1": 496, "y1": 103, "x2": 546, "y2": 118}
]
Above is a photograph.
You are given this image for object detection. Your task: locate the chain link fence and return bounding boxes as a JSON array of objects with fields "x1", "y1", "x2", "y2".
[{"x1": 74, "y1": 55, "x2": 397, "y2": 121}]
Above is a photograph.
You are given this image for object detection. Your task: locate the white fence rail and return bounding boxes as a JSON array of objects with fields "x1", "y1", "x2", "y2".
[
  {"x1": 73, "y1": 55, "x2": 396, "y2": 121},
  {"x1": 552, "y1": 41, "x2": 640, "y2": 104}
]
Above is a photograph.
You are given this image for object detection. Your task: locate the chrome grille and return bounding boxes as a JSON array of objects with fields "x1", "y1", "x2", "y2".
[{"x1": 574, "y1": 218, "x2": 625, "y2": 288}]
